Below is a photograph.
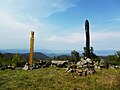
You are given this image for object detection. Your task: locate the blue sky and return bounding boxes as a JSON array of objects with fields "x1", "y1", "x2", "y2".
[{"x1": 0, "y1": 0, "x2": 120, "y2": 51}]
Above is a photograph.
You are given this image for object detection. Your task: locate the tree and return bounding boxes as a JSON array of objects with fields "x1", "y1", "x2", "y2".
[
  {"x1": 12, "y1": 53, "x2": 25, "y2": 67},
  {"x1": 0, "y1": 55, "x2": 12, "y2": 65},
  {"x1": 71, "y1": 50, "x2": 80, "y2": 63},
  {"x1": 115, "y1": 51, "x2": 120, "y2": 60},
  {"x1": 83, "y1": 47, "x2": 98, "y2": 61},
  {"x1": 0, "y1": 53, "x2": 4, "y2": 58},
  {"x1": 109, "y1": 51, "x2": 120, "y2": 65},
  {"x1": 0, "y1": 53, "x2": 3, "y2": 66},
  {"x1": 109, "y1": 55, "x2": 116, "y2": 65}
]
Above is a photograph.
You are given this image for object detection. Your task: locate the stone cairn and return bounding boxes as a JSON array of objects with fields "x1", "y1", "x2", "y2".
[
  {"x1": 66, "y1": 20, "x2": 95, "y2": 76},
  {"x1": 76, "y1": 58, "x2": 95, "y2": 76},
  {"x1": 66, "y1": 58, "x2": 95, "y2": 76}
]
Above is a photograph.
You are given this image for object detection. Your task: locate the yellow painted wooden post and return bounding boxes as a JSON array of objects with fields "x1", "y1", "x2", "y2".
[{"x1": 29, "y1": 31, "x2": 34, "y2": 65}]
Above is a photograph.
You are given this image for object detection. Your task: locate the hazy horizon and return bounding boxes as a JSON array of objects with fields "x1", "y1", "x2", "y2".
[{"x1": 0, "y1": 49, "x2": 116, "y2": 56}]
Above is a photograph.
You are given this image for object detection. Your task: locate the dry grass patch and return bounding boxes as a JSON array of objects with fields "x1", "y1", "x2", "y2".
[{"x1": 0, "y1": 68, "x2": 120, "y2": 90}]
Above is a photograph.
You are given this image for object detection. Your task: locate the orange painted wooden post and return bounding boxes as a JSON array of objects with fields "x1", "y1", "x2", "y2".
[{"x1": 29, "y1": 31, "x2": 34, "y2": 65}]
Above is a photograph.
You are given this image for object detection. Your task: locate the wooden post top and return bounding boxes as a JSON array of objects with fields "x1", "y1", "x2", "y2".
[{"x1": 31, "y1": 31, "x2": 34, "y2": 38}]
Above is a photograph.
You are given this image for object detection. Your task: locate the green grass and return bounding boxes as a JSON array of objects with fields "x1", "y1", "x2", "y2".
[{"x1": 0, "y1": 67, "x2": 120, "y2": 90}]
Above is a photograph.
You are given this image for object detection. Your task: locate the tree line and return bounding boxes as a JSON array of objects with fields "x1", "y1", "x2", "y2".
[
  {"x1": 0, "y1": 48, "x2": 120, "y2": 67},
  {"x1": 49, "y1": 48, "x2": 120, "y2": 66},
  {"x1": 0, "y1": 53, "x2": 25, "y2": 67}
]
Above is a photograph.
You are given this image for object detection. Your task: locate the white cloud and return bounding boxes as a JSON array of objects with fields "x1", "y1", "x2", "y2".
[
  {"x1": 90, "y1": 31, "x2": 120, "y2": 50},
  {"x1": 45, "y1": 31, "x2": 120, "y2": 47},
  {"x1": 91, "y1": 31, "x2": 120, "y2": 42},
  {"x1": 0, "y1": 0, "x2": 76, "y2": 19},
  {"x1": 109, "y1": 17, "x2": 120, "y2": 22},
  {"x1": 45, "y1": 32, "x2": 84, "y2": 44},
  {"x1": 0, "y1": 0, "x2": 78, "y2": 49},
  {"x1": 0, "y1": 12, "x2": 30, "y2": 30},
  {"x1": 0, "y1": 0, "x2": 77, "y2": 32},
  {"x1": 67, "y1": 33, "x2": 84, "y2": 43},
  {"x1": 0, "y1": 12, "x2": 31, "y2": 49},
  {"x1": 45, "y1": 35, "x2": 64, "y2": 42}
]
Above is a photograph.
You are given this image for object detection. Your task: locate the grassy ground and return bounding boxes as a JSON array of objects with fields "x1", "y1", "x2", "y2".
[{"x1": 0, "y1": 67, "x2": 120, "y2": 90}]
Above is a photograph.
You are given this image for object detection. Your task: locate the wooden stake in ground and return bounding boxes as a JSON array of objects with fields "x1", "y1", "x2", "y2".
[
  {"x1": 29, "y1": 31, "x2": 34, "y2": 65},
  {"x1": 85, "y1": 20, "x2": 90, "y2": 58}
]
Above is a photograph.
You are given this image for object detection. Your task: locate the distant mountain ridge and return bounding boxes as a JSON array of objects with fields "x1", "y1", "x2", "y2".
[
  {"x1": 1, "y1": 52, "x2": 49, "y2": 61},
  {"x1": 0, "y1": 49, "x2": 116, "y2": 56},
  {"x1": 20, "y1": 52, "x2": 49, "y2": 61}
]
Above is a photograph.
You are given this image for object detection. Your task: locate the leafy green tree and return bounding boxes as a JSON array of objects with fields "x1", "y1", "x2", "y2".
[
  {"x1": 83, "y1": 47, "x2": 98, "y2": 61},
  {"x1": 56, "y1": 55, "x2": 70, "y2": 61},
  {"x1": 109, "y1": 55, "x2": 118, "y2": 65},
  {"x1": 0, "y1": 53, "x2": 3, "y2": 58},
  {"x1": 109, "y1": 51, "x2": 120, "y2": 65},
  {"x1": 71, "y1": 50, "x2": 80, "y2": 63},
  {"x1": 0, "y1": 55, "x2": 12, "y2": 65},
  {"x1": 12, "y1": 53, "x2": 25, "y2": 67},
  {"x1": 115, "y1": 51, "x2": 120, "y2": 60},
  {"x1": 0, "y1": 53, "x2": 3, "y2": 66},
  {"x1": 0, "y1": 57, "x2": 2, "y2": 66}
]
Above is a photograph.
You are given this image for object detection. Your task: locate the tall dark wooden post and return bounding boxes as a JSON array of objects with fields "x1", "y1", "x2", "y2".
[{"x1": 85, "y1": 20, "x2": 90, "y2": 58}]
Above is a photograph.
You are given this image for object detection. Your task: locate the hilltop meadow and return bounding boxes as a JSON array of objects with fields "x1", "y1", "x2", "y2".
[{"x1": 0, "y1": 68, "x2": 120, "y2": 90}]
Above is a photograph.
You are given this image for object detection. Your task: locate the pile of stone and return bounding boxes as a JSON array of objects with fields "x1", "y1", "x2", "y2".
[
  {"x1": 1, "y1": 64, "x2": 15, "y2": 70},
  {"x1": 23, "y1": 60, "x2": 52, "y2": 70},
  {"x1": 94, "y1": 59, "x2": 109, "y2": 69},
  {"x1": 51, "y1": 60, "x2": 68, "y2": 68},
  {"x1": 23, "y1": 63, "x2": 30, "y2": 70},
  {"x1": 66, "y1": 58, "x2": 95, "y2": 76},
  {"x1": 99, "y1": 59, "x2": 109, "y2": 69},
  {"x1": 109, "y1": 65, "x2": 120, "y2": 69}
]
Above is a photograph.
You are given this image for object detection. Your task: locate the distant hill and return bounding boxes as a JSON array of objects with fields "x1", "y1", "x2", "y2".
[
  {"x1": 0, "y1": 52, "x2": 49, "y2": 61},
  {"x1": 20, "y1": 52, "x2": 49, "y2": 61}
]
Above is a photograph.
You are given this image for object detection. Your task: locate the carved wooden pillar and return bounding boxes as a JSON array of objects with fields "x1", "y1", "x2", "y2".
[
  {"x1": 29, "y1": 31, "x2": 34, "y2": 65},
  {"x1": 85, "y1": 20, "x2": 90, "y2": 58}
]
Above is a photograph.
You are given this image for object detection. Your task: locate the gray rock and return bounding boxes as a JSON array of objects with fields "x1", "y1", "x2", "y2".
[
  {"x1": 86, "y1": 58, "x2": 93, "y2": 64},
  {"x1": 23, "y1": 63, "x2": 29, "y2": 70}
]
